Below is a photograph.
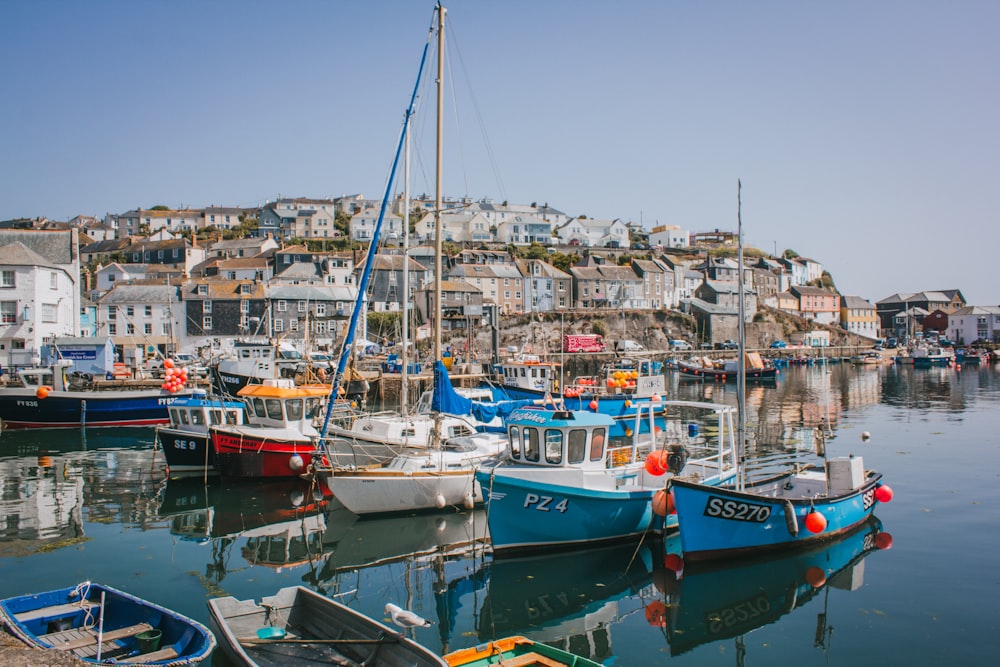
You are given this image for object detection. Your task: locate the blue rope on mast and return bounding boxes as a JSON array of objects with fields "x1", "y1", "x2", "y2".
[{"x1": 318, "y1": 11, "x2": 436, "y2": 440}]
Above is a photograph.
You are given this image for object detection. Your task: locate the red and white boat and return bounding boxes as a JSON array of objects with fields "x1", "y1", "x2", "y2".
[{"x1": 209, "y1": 379, "x2": 330, "y2": 479}]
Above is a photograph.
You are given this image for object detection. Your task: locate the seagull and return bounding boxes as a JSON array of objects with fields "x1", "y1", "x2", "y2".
[{"x1": 385, "y1": 603, "x2": 432, "y2": 632}]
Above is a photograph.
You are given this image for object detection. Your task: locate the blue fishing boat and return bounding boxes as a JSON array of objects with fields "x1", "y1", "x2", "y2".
[
  {"x1": 476, "y1": 400, "x2": 738, "y2": 556},
  {"x1": 657, "y1": 517, "x2": 890, "y2": 656},
  {"x1": 669, "y1": 457, "x2": 887, "y2": 561},
  {"x1": 0, "y1": 363, "x2": 196, "y2": 430},
  {"x1": 0, "y1": 581, "x2": 216, "y2": 664},
  {"x1": 668, "y1": 182, "x2": 891, "y2": 562}
]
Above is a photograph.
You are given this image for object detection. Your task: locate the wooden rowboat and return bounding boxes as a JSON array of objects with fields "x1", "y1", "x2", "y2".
[
  {"x1": 207, "y1": 586, "x2": 447, "y2": 667},
  {"x1": 0, "y1": 581, "x2": 216, "y2": 665},
  {"x1": 444, "y1": 635, "x2": 602, "y2": 667}
]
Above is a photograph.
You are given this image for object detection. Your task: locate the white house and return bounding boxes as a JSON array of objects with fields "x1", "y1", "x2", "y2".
[
  {"x1": 0, "y1": 230, "x2": 81, "y2": 368},
  {"x1": 648, "y1": 224, "x2": 690, "y2": 249},
  {"x1": 349, "y1": 207, "x2": 404, "y2": 243},
  {"x1": 947, "y1": 306, "x2": 1000, "y2": 345},
  {"x1": 554, "y1": 217, "x2": 630, "y2": 248}
]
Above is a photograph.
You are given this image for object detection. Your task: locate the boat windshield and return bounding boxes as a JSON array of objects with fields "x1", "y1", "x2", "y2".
[{"x1": 286, "y1": 399, "x2": 303, "y2": 421}]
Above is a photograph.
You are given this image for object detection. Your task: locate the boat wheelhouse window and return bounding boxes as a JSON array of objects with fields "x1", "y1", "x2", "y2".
[
  {"x1": 509, "y1": 425, "x2": 521, "y2": 458},
  {"x1": 265, "y1": 398, "x2": 283, "y2": 420},
  {"x1": 226, "y1": 409, "x2": 240, "y2": 424},
  {"x1": 545, "y1": 428, "x2": 563, "y2": 464},
  {"x1": 305, "y1": 398, "x2": 322, "y2": 419},
  {"x1": 524, "y1": 427, "x2": 540, "y2": 462},
  {"x1": 286, "y1": 399, "x2": 304, "y2": 421},
  {"x1": 190, "y1": 410, "x2": 205, "y2": 426},
  {"x1": 178, "y1": 410, "x2": 190, "y2": 426},
  {"x1": 520, "y1": 368, "x2": 526, "y2": 378},
  {"x1": 251, "y1": 397, "x2": 266, "y2": 418},
  {"x1": 447, "y1": 424, "x2": 475, "y2": 438},
  {"x1": 590, "y1": 428, "x2": 606, "y2": 462},
  {"x1": 169, "y1": 408, "x2": 181, "y2": 423},
  {"x1": 567, "y1": 429, "x2": 587, "y2": 464},
  {"x1": 210, "y1": 409, "x2": 224, "y2": 425}
]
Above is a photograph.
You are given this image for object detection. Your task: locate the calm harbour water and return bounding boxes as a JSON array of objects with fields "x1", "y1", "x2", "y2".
[{"x1": 1, "y1": 363, "x2": 998, "y2": 666}]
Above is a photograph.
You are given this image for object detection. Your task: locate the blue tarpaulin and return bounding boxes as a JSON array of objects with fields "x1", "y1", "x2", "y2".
[{"x1": 431, "y1": 361, "x2": 533, "y2": 424}]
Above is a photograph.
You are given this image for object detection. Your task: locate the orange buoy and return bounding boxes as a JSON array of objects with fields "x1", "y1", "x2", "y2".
[
  {"x1": 875, "y1": 532, "x2": 894, "y2": 550},
  {"x1": 805, "y1": 510, "x2": 827, "y2": 534},
  {"x1": 875, "y1": 484, "x2": 893, "y2": 503},
  {"x1": 651, "y1": 488, "x2": 670, "y2": 515},
  {"x1": 588, "y1": 400, "x2": 598, "y2": 411},
  {"x1": 805, "y1": 566, "x2": 827, "y2": 588},
  {"x1": 163, "y1": 358, "x2": 175, "y2": 369},
  {"x1": 36, "y1": 386, "x2": 51, "y2": 399}
]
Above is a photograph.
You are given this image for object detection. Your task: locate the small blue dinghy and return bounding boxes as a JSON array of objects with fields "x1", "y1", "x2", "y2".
[{"x1": 0, "y1": 581, "x2": 216, "y2": 665}]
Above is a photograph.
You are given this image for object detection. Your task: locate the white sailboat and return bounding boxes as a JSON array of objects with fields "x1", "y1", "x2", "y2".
[{"x1": 322, "y1": 4, "x2": 507, "y2": 515}]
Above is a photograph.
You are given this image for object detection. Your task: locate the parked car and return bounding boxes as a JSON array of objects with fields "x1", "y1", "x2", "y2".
[
  {"x1": 669, "y1": 340, "x2": 693, "y2": 351},
  {"x1": 770, "y1": 340, "x2": 788, "y2": 349},
  {"x1": 716, "y1": 340, "x2": 739, "y2": 350}
]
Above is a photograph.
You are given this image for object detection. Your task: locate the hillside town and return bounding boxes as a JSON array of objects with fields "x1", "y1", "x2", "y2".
[{"x1": 0, "y1": 195, "x2": 996, "y2": 375}]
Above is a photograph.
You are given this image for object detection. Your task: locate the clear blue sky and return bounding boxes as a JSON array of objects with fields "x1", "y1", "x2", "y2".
[{"x1": 3, "y1": 1, "x2": 997, "y2": 305}]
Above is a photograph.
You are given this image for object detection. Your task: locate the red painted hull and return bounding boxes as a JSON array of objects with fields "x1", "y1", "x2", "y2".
[{"x1": 211, "y1": 430, "x2": 318, "y2": 479}]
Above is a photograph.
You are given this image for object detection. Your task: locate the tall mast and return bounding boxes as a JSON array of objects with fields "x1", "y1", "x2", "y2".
[
  {"x1": 736, "y1": 179, "x2": 746, "y2": 492},
  {"x1": 433, "y1": 3, "x2": 445, "y2": 364},
  {"x1": 400, "y1": 100, "x2": 412, "y2": 414}
]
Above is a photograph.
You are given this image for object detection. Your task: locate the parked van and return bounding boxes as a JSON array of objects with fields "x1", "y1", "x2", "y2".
[
  {"x1": 669, "y1": 340, "x2": 693, "y2": 351},
  {"x1": 616, "y1": 339, "x2": 644, "y2": 352}
]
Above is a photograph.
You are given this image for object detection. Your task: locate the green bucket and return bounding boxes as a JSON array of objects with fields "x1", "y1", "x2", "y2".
[{"x1": 136, "y1": 628, "x2": 162, "y2": 653}]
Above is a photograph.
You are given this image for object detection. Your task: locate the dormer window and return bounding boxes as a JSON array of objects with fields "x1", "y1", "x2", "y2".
[{"x1": 198, "y1": 284, "x2": 208, "y2": 295}]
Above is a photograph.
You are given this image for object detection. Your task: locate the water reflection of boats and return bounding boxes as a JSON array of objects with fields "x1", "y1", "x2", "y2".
[
  {"x1": 319, "y1": 509, "x2": 489, "y2": 576},
  {"x1": 657, "y1": 517, "x2": 890, "y2": 656},
  {"x1": 157, "y1": 477, "x2": 332, "y2": 576},
  {"x1": 475, "y1": 541, "x2": 655, "y2": 663}
]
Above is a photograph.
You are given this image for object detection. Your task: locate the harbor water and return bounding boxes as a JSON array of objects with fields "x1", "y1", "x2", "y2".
[{"x1": 1, "y1": 363, "x2": 998, "y2": 665}]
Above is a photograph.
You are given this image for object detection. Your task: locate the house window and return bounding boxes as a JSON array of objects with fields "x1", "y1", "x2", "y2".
[
  {"x1": 204, "y1": 301, "x2": 212, "y2": 314},
  {"x1": 145, "y1": 305, "x2": 152, "y2": 317},
  {"x1": 126, "y1": 305, "x2": 135, "y2": 318},
  {"x1": 289, "y1": 318, "x2": 299, "y2": 331},
  {"x1": 125, "y1": 323, "x2": 135, "y2": 335},
  {"x1": 41, "y1": 304, "x2": 57, "y2": 322},
  {"x1": 198, "y1": 285, "x2": 208, "y2": 295},
  {"x1": 203, "y1": 316, "x2": 213, "y2": 331},
  {"x1": 162, "y1": 323, "x2": 170, "y2": 335},
  {"x1": 108, "y1": 323, "x2": 117, "y2": 335},
  {"x1": 50, "y1": 272, "x2": 58, "y2": 289},
  {"x1": 277, "y1": 300, "x2": 287, "y2": 312},
  {"x1": 0, "y1": 270, "x2": 14, "y2": 288},
  {"x1": 316, "y1": 321, "x2": 326, "y2": 335},
  {"x1": 144, "y1": 323, "x2": 152, "y2": 335},
  {"x1": 241, "y1": 299, "x2": 250, "y2": 313},
  {"x1": 240, "y1": 316, "x2": 249, "y2": 330},
  {"x1": 107, "y1": 306, "x2": 117, "y2": 319},
  {"x1": 0, "y1": 301, "x2": 16, "y2": 324},
  {"x1": 297, "y1": 300, "x2": 306, "y2": 312},
  {"x1": 240, "y1": 283, "x2": 251, "y2": 295},
  {"x1": 274, "y1": 319, "x2": 284, "y2": 333}
]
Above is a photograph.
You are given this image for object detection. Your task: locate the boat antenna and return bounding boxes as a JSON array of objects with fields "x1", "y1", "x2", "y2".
[{"x1": 736, "y1": 179, "x2": 747, "y2": 492}]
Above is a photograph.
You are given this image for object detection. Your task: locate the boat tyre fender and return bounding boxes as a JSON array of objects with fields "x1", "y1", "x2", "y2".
[
  {"x1": 667, "y1": 445, "x2": 687, "y2": 474},
  {"x1": 784, "y1": 500, "x2": 798, "y2": 537}
]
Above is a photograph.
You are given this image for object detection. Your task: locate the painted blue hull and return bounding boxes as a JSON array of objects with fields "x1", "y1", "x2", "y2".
[
  {"x1": 0, "y1": 388, "x2": 194, "y2": 429},
  {"x1": 663, "y1": 517, "x2": 886, "y2": 656},
  {"x1": 0, "y1": 581, "x2": 216, "y2": 664},
  {"x1": 476, "y1": 464, "x2": 663, "y2": 556},
  {"x1": 670, "y1": 468, "x2": 883, "y2": 561}
]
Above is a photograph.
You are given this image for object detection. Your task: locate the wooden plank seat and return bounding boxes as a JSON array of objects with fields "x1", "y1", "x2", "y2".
[
  {"x1": 137, "y1": 646, "x2": 179, "y2": 661},
  {"x1": 503, "y1": 652, "x2": 563, "y2": 667},
  {"x1": 41, "y1": 622, "x2": 153, "y2": 651},
  {"x1": 14, "y1": 601, "x2": 99, "y2": 623}
]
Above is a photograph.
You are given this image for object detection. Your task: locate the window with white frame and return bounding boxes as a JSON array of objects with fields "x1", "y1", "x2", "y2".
[
  {"x1": 204, "y1": 300, "x2": 212, "y2": 313},
  {"x1": 316, "y1": 321, "x2": 326, "y2": 335},
  {"x1": 240, "y1": 283, "x2": 251, "y2": 295},
  {"x1": 297, "y1": 300, "x2": 306, "y2": 312},
  {"x1": 289, "y1": 318, "x2": 299, "y2": 331},
  {"x1": 107, "y1": 305, "x2": 117, "y2": 319},
  {"x1": 277, "y1": 300, "x2": 287, "y2": 312},
  {"x1": 126, "y1": 323, "x2": 135, "y2": 335},
  {"x1": 315, "y1": 303, "x2": 326, "y2": 316},
  {"x1": 0, "y1": 271, "x2": 14, "y2": 288},
  {"x1": 0, "y1": 301, "x2": 16, "y2": 324},
  {"x1": 50, "y1": 272, "x2": 58, "y2": 289},
  {"x1": 274, "y1": 319, "x2": 284, "y2": 333},
  {"x1": 145, "y1": 305, "x2": 152, "y2": 317},
  {"x1": 198, "y1": 284, "x2": 208, "y2": 295},
  {"x1": 203, "y1": 316, "x2": 212, "y2": 331},
  {"x1": 162, "y1": 322, "x2": 170, "y2": 335},
  {"x1": 144, "y1": 323, "x2": 152, "y2": 335},
  {"x1": 241, "y1": 299, "x2": 250, "y2": 313},
  {"x1": 126, "y1": 305, "x2": 134, "y2": 317},
  {"x1": 42, "y1": 304, "x2": 57, "y2": 322},
  {"x1": 108, "y1": 323, "x2": 117, "y2": 335}
]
